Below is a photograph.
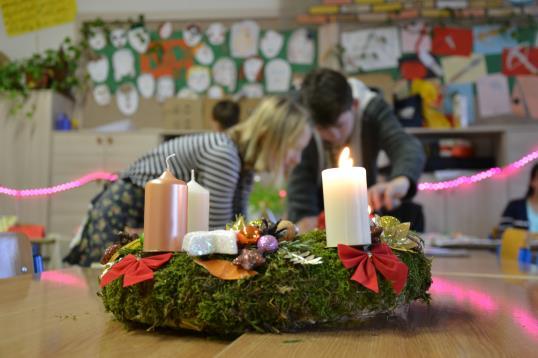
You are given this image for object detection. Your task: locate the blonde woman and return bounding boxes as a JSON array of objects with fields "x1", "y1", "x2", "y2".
[{"x1": 65, "y1": 97, "x2": 312, "y2": 266}]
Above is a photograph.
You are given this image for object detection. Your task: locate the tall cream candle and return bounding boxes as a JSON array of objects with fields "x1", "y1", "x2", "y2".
[
  {"x1": 322, "y1": 147, "x2": 371, "y2": 247},
  {"x1": 187, "y1": 169, "x2": 210, "y2": 232},
  {"x1": 143, "y1": 154, "x2": 188, "y2": 252}
]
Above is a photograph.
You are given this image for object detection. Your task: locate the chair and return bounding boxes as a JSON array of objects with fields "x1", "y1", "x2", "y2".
[{"x1": 0, "y1": 232, "x2": 34, "y2": 279}]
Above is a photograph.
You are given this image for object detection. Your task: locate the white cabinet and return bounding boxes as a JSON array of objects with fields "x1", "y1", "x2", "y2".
[
  {"x1": 49, "y1": 132, "x2": 161, "y2": 237},
  {"x1": 0, "y1": 91, "x2": 73, "y2": 225}
]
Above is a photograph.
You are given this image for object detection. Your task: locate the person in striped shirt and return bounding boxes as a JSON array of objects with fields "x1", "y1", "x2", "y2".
[{"x1": 65, "y1": 97, "x2": 312, "y2": 266}]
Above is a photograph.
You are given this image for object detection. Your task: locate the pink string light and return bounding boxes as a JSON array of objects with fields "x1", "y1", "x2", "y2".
[
  {"x1": 418, "y1": 149, "x2": 538, "y2": 192},
  {"x1": 0, "y1": 171, "x2": 118, "y2": 198},
  {"x1": 1, "y1": 149, "x2": 537, "y2": 198}
]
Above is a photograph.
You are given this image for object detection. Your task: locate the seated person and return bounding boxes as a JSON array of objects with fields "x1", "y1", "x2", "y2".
[
  {"x1": 498, "y1": 163, "x2": 538, "y2": 234},
  {"x1": 211, "y1": 99, "x2": 240, "y2": 131},
  {"x1": 65, "y1": 97, "x2": 311, "y2": 266}
]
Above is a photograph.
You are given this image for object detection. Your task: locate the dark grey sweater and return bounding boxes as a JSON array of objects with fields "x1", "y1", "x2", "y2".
[{"x1": 287, "y1": 96, "x2": 425, "y2": 222}]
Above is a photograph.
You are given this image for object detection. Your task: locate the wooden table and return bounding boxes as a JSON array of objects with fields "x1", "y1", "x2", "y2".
[
  {"x1": 0, "y1": 268, "x2": 229, "y2": 357},
  {"x1": 1, "y1": 253, "x2": 537, "y2": 357},
  {"x1": 432, "y1": 251, "x2": 538, "y2": 280}
]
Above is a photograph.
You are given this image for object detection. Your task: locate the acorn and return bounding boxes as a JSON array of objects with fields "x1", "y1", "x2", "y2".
[
  {"x1": 100, "y1": 243, "x2": 121, "y2": 264},
  {"x1": 276, "y1": 220, "x2": 298, "y2": 241}
]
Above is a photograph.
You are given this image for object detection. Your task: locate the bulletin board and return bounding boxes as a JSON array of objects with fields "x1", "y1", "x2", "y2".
[
  {"x1": 338, "y1": 22, "x2": 538, "y2": 126},
  {"x1": 86, "y1": 21, "x2": 317, "y2": 96}
]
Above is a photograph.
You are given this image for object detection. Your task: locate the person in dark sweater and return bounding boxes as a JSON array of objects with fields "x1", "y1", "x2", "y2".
[
  {"x1": 499, "y1": 163, "x2": 538, "y2": 234},
  {"x1": 287, "y1": 68, "x2": 426, "y2": 232}
]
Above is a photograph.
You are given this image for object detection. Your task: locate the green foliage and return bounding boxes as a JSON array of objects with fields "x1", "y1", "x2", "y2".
[
  {"x1": 248, "y1": 181, "x2": 286, "y2": 218},
  {"x1": 100, "y1": 230, "x2": 432, "y2": 337},
  {"x1": 0, "y1": 37, "x2": 82, "y2": 117}
]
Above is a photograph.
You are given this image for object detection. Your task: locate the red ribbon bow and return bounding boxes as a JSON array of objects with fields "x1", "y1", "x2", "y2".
[
  {"x1": 100, "y1": 253, "x2": 173, "y2": 288},
  {"x1": 337, "y1": 243, "x2": 408, "y2": 294}
]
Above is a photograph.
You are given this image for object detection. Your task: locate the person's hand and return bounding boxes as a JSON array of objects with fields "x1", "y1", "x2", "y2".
[{"x1": 368, "y1": 176, "x2": 410, "y2": 212}]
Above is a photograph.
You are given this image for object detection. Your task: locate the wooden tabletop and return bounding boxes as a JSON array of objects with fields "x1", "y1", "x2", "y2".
[
  {"x1": 0, "y1": 268, "x2": 229, "y2": 357},
  {"x1": 1, "y1": 252, "x2": 537, "y2": 357},
  {"x1": 432, "y1": 251, "x2": 538, "y2": 280}
]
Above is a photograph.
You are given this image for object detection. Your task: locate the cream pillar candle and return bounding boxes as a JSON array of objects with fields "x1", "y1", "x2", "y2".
[
  {"x1": 143, "y1": 154, "x2": 188, "y2": 252},
  {"x1": 322, "y1": 147, "x2": 371, "y2": 247},
  {"x1": 187, "y1": 169, "x2": 210, "y2": 232}
]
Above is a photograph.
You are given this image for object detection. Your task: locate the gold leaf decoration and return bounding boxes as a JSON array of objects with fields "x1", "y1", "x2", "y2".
[{"x1": 194, "y1": 259, "x2": 257, "y2": 280}]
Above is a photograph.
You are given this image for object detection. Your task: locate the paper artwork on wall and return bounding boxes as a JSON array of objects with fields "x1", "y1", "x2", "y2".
[
  {"x1": 243, "y1": 57, "x2": 264, "y2": 82},
  {"x1": 156, "y1": 76, "x2": 175, "y2": 102},
  {"x1": 264, "y1": 59, "x2": 291, "y2": 93},
  {"x1": 207, "y1": 85, "x2": 224, "y2": 99},
  {"x1": 432, "y1": 27, "x2": 472, "y2": 56},
  {"x1": 341, "y1": 27, "x2": 401, "y2": 72},
  {"x1": 476, "y1": 74, "x2": 511, "y2": 118},
  {"x1": 511, "y1": 76, "x2": 538, "y2": 119},
  {"x1": 212, "y1": 57, "x2": 237, "y2": 92},
  {"x1": 287, "y1": 28, "x2": 315, "y2": 65},
  {"x1": 502, "y1": 46, "x2": 538, "y2": 76},
  {"x1": 89, "y1": 28, "x2": 107, "y2": 51},
  {"x1": 241, "y1": 83, "x2": 264, "y2": 98},
  {"x1": 206, "y1": 23, "x2": 226, "y2": 46},
  {"x1": 399, "y1": 54, "x2": 441, "y2": 80},
  {"x1": 183, "y1": 24, "x2": 203, "y2": 47},
  {"x1": 194, "y1": 43, "x2": 215, "y2": 65},
  {"x1": 260, "y1": 30, "x2": 284, "y2": 59},
  {"x1": 441, "y1": 54, "x2": 487, "y2": 84},
  {"x1": 110, "y1": 28, "x2": 128, "y2": 49},
  {"x1": 86, "y1": 57, "x2": 109, "y2": 83},
  {"x1": 401, "y1": 22, "x2": 431, "y2": 54},
  {"x1": 443, "y1": 83, "x2": 475, "y2": 125},
  {"x1": 116, "y1": 83, "x2": 139, "y2": 116},
  {"x1": 159, "y1": 22, "x2": 173, "y2": 39},
  {"x1": 112, "y1": 49, "x2": 136, "y2": 81},
  {"x1": 473, "y1": 25, "x2": 517, "y2": 55},
  {"x1": 128, "y1": 26, "x2": 150, "y2": 54},
  {"x1": 93, "y1": 84, "x2": 111, "y2": 106},
  {"x1": 187, "y1": 66, "x2": 211, "y2": 93},
  {"x1": 137, "y1": 73, "x2": 156, "y2": 99},
  {"x1": 230, "y1": 20, "x2": 260, "y2": 58}
]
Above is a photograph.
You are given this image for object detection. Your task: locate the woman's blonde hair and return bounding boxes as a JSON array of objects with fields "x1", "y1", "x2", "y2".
[{"x1": 227, "y1": 97, "x2": 309, "y2": 177}]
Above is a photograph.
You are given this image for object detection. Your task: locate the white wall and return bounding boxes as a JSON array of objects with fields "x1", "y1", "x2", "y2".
[
  {"x1": 0, "y1": 0, "x2": 283, "y2": 60},
  {"x1": 0, "y1": 18, "x2": 75, "y2": 60}
]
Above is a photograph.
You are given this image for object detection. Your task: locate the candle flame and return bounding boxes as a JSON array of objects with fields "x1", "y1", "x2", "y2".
[{"x1": 338, "y1": 147, "x2": 353, "y2": 168}]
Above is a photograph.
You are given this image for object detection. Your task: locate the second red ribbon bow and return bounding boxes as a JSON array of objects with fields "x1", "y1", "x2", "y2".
[{"x1": 337, "y1": 243, "x2": 408, "y2": 294}]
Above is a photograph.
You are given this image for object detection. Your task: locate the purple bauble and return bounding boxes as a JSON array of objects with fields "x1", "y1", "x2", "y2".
[{"x1": 257, "y1": 235, "x2": 279, "y2": 253}]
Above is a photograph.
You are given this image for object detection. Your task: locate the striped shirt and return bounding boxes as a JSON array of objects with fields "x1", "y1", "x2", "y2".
[{"x1": 121, "y1": 132, "x2": 253, "y2": 229}]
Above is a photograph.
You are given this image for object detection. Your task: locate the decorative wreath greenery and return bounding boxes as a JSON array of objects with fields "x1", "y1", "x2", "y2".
[{"x1": 99, "y1": 229, "x2": 431, "y2": 337}]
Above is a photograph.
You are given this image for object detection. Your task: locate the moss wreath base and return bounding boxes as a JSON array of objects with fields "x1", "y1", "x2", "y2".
[{"x1": 99, "y1": 230, "x2": 432, "y2": 337}]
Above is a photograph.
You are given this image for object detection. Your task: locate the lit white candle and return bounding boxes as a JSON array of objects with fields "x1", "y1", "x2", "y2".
[
  {"x1": 322, "y1": 147, "x2": 371, "y2": 247},
  {"x1": 187, "y1": 169, "x2": 210, "y2": 232}
]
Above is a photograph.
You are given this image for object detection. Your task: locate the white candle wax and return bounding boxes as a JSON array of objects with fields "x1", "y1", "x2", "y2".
[
  {"x1": 322, "y1": 148, "x2": 371, "y2": 247},
  {"x1": 187, "y1": 170, "x2": 210, "y2": 232}
]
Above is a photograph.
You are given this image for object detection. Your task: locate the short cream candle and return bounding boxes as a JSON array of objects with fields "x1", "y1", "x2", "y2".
[{"x1": 187, "y1": 169, "x2": 210, "y2": 232}]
